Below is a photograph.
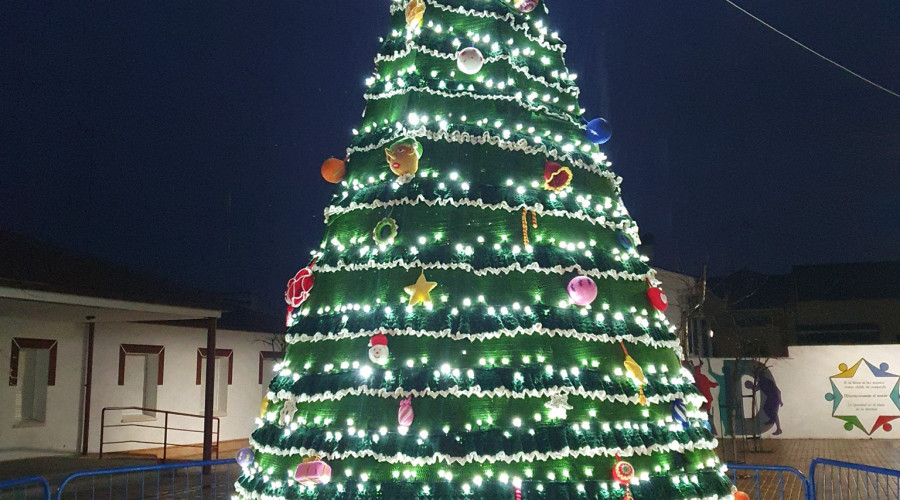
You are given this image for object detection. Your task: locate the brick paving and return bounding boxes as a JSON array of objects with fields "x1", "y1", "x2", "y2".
[{"x1": 718, "y1": 438, "x2": 900, "y2": 499}]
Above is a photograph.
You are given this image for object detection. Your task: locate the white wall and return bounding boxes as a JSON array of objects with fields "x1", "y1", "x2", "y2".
[
  {"x1": 88, "y1": 323, "x2": 276, "y2": 454},
  {"x1": 691, "y1": 344, "x2": 900, "y2": 440},
  {"x1": 0, "y1": 318, "x2": 87, "y2": 461},
  {"x1": 1, "y1": 314, "x2": 277, "y2": 461}
]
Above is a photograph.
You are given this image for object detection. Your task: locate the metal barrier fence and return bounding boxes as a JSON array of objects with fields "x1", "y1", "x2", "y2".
[
  {"x1": 0, "y1": 477, "x2": 51, "y2": 500},
  {"x1": 809, "y1": 458, "x2": 900, "y2": 500},
  {"x1": 55, "y1": 459, "x2": 237, "y2": 500},
  {"x1": 727, "y1": 463, "x2": 811, "y2": 500},
  {"x1": 5, "y1": 458, "x2": 900, "y2": 500}
]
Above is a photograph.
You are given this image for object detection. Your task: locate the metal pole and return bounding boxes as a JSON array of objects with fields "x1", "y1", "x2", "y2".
[
  {"x1": 163, "y1": 411, "x2": 169, "y2": 462},
  {"x1": 202, "y1": 317, "x2": 217, "y2": 472},
  {"x1": 81, "y1": 319, "x2": 96, "y2": 455},
  {"x1": 99, "y1": 408, "x2": 106, "y2": 459}
]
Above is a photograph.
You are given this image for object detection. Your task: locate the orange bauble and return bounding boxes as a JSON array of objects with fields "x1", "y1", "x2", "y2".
[
  {"x1": 734, "y1": 492, "x2": 750, "y2": 500},
  {"x1": 321, "y1": 158, "x2": 346, "y2": 184}
]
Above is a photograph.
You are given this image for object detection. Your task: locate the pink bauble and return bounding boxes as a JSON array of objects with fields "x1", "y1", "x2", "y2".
[
  {"x1": 398, "y1": 396, "x2": 414, "y2": 430},
  {"x1": 457, "y1": 47, "x2": 484, "y2": 75},
  {"x1": 567, "y1": 276, "x2": 598, "y2": 306}
]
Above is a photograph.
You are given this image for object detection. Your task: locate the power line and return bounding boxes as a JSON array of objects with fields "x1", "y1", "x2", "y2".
[{"x1": 722, "y1": 0, "x2": 900, "y2": 99}]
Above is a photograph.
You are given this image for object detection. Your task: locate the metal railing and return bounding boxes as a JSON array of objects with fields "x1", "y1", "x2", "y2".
[
  {"x1": 809, "y1": 458, "x2": 900, "y2": 499},
  {"x1": 55, "y1": 459, "x2": 236, "y2": 500},
  {"x1": 99, "y1": 407, "x2": 219, "y2": 462},
  {"x1": 727, "y1": 463, "x2": 811, "y2": 500},
  {"x1": 0, "y1": 476, "x2": 51, "y2": 500}
]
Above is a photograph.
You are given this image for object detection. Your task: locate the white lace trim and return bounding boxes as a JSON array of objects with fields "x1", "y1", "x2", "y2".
[
  {"x1": 316, "y1": 259, "x2": 649, "y2": 281},
  {"x1": 324, "y1": 194, "x2": 629, "y2": 230},
  {"x1": 249, "y1": 436, "x2": 719, "y2": 465},
  {"x1": 365, "y1": 85, "x2": 582, "y2": 126},
  {"x1": 388, "y1": 0, "x2": 566, "y2": 53},
  {"x1": 275, "y1": 385, "x2": 706, "y2": 407},
  {"x1": 346, "y1": 127, "x2": 620, "y2": 185},
  {"x1": 287, "y1": 324, "x2": 683, "y2": 360},
  {"x1": 375, "y1": 40, "x2": 578, "y2": 97}
]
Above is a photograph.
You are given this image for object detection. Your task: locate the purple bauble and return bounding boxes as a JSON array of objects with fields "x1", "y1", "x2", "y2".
[
  {"x1": 236, "y1": 447, "x2": 255, "y2": 467},
  {"x1": 567, "y1": 276, "x2": 598, "y2": 306},
  {"x1": 517, "y1": 0, "x2": 539, "y2": 13}
]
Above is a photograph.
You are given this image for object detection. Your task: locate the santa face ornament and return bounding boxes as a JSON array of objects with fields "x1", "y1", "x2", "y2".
[{"x1": 368, "y1": 333, "x2": 390, "y2": 365}]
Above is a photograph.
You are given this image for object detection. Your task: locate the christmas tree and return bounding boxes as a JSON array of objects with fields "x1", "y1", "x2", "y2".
[{"x1": 236, "y1": 1, "x2": 731, "y2": 499}]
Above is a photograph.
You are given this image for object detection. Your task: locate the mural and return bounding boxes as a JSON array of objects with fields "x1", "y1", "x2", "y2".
[
  {"x1": 690, "y1": 358, "x2": 784, "y2": 437},
  {"x1": 824, "y1": 359, "x2": 900, "y2": 435}
]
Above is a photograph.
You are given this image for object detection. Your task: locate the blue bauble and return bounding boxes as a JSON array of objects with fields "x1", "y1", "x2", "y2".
[
  {"x1": 586, "y1": 117, "x2": 612, "y2": 144},
  {"x1": 672, "y1": 398, "x2": 689, "y2": 428},
  {"x1": 236, "y1": 447, "x2": 255, "y2": 467}
]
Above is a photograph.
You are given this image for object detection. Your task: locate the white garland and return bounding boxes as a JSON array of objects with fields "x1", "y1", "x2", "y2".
[
  {"x1": 346, "y1": 126, "x2": 621, "y2": 185},
  {"x1": 375, "y1": 40, "x2": 579, "y2": 97},
  {"x1": 365, "y1": 84, "x2": 582, "y2": 127},
  {"x1": 275, "y1": 384, "x2": 706, "y2": 407},
  {"x1": 235, "y1": 481, "x2": 729, "y2": 500},
  {"x1": 287, "y1": 324, "x2": 684, "y2": 360},
  {"x1": 316, "y1": 259, "x2": 650, "y2": 281},
  {"x1": 324, "y1": 193, "x2": 630, "y2": 229},
  {"x1": 233, "y1": 483, "x2": 282, "y2": 500},
  {"x1": 249, "y1": 436, "x2": 719, "y2": 465},
  {"x1": 389, "y1": 0, "x2": 567, "y2": 53}
]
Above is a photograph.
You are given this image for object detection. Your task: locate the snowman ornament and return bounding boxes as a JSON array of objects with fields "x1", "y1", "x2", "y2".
[{"x1": 368, "y1": 333, "x2": 390, "y2": 366}]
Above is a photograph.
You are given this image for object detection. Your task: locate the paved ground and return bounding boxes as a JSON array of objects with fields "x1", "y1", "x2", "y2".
[
  {"x1": 719, "y1": 438, "x2": 900, "y2": 500},
  {"x1": 1, "y1": 439, "x2": 897, "y2": 498}
]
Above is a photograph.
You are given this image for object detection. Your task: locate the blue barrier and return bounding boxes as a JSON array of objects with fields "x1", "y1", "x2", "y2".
[
  {"x1": 0, "y1": 476, "x2": 51, "y2": 500},
  {"x1": 4, "y1": 457, "x2": 899, "y2": 500},
  {"x1": 55, "y1": 459, "x2": 237, "y2": 500},
  {"x1": 727, "y1": 463, "x2": 811, "y2": 500},
  {"x1": 809, "y1": 458, "x2": 900, "y2": 500}
]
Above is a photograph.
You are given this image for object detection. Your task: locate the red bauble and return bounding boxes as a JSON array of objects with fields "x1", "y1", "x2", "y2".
[
  {"x1": 321, "y1": 158, "x2": 346, "y2": 184},
  {"x1": 734, "y1": 492, "x2": 751, "y2": 500},
  {"x1": 285, "y1": 260, "x2": 316, "y2": 307},
  {"x1": 543, "y1": 161, "x2": 573, "y2": 191},
  {"x1": 648, "y1": 286, "x2": 668, "y2": 312}
]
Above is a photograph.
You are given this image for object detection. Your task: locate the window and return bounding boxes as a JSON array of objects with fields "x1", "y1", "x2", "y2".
[
  {"x1": 118, "y1": 344, "x2": 164, "y2": 420},
  {"x1": 9, "y1": 338, "x2": 57, "y2": 425},
  {"x1": 9, "y1": 337, "x2": 57, "y2": 425},
  {"x1": 196, "y1": 348, "x2": 233, "y2": 416}
]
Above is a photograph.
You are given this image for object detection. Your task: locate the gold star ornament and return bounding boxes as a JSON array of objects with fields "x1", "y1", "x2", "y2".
[{"x1": 404, "y1": 270, "x2": 437, "y2": 307}]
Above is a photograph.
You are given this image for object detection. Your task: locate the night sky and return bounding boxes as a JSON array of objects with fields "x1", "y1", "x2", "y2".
[{"x1": 2, "y1": 1, "x2": 898, "y2": 312}]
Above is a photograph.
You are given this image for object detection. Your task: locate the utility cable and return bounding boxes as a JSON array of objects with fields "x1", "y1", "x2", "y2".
[{"x1": 723, "y1": 0, "x2": 900, "y2": 99}]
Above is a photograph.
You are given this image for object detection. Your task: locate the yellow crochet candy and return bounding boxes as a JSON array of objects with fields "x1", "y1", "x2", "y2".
[{"x1": 406, "y1": 0, "x2": 425, "y2": 29}]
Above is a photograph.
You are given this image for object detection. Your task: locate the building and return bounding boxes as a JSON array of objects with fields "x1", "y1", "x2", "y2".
[
  {"x1": 0, "y1": 231, "x2": 283, "y2": 461},
  {"x1": 701, "y1": 261, "x2": 899, "y2": 358}
]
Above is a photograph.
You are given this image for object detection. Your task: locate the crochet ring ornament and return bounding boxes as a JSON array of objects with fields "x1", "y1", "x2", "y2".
[
  {"x1": 372, "y1": 217, "x2": 398, "y2": 245},
  {"x1": 285, "y1": 258, "x2": 316, "y2": 308},
  {"x1": 613, "y1": 456, "x2": 635, "y2": 500}
]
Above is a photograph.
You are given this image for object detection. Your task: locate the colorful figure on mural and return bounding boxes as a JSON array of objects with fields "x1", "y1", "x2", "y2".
[
  {"x1": 690, "y1": 358, "x2": 719, "y2": 414},
  {"x1": 825, "y1": 359, "x2": 900, "y2": 435},
  {"x1": 684, "y1": 358, "x2": 720, "y2": 434},
  {"x1": 707, "y1": 359, "x2": 784, "y2": 437},
  {"x1": 745, "y1": 375, "x2": 783, "y2": 435}
]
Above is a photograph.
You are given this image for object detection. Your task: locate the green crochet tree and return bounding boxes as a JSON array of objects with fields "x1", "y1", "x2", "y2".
[{"x1": 236, "y1": 1, "x2": 730, "y2": 499}]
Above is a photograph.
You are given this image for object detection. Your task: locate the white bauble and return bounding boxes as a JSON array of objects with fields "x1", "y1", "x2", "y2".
[{"x1": 456, "y1": 47, "x2": 484, "y2": 75}]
